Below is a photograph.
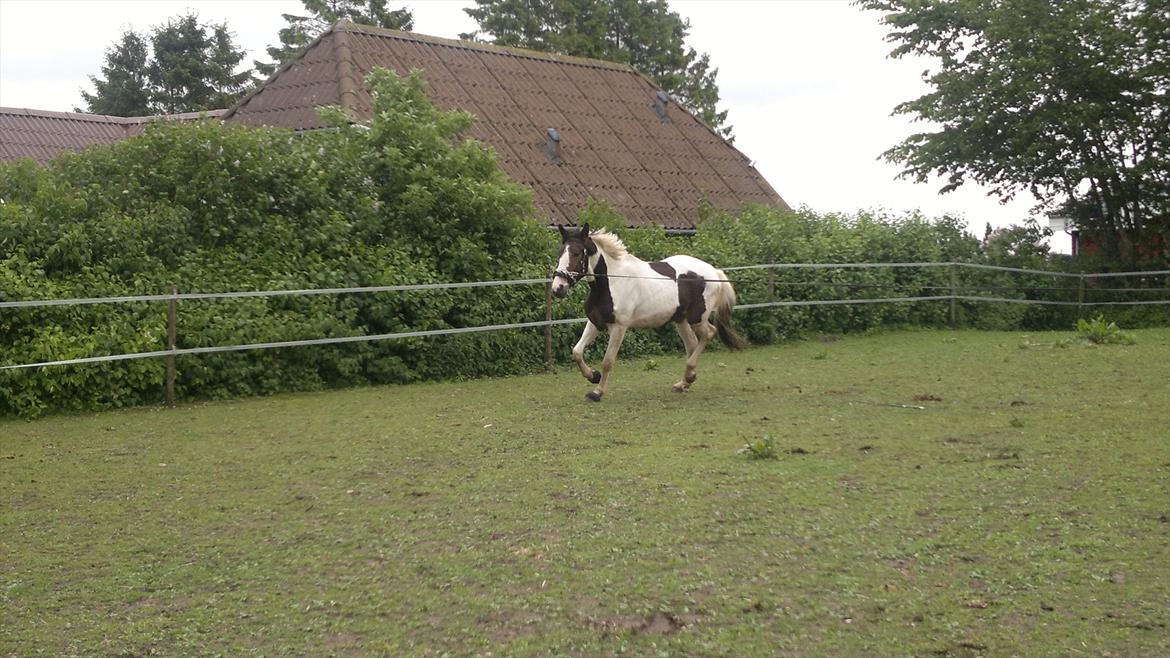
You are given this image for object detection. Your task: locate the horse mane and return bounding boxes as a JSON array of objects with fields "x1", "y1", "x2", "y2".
[{"x1": 589, "y1": 229, "x2": 629, "y2": 260}]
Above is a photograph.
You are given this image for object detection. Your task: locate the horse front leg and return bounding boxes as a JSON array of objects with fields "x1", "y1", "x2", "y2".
[
  {"x1": 572, "y1": 321, "x2": 602, "y2": 384},
  {"x1": 587, "y1": 325, "x2": 627, "y2": 401}
]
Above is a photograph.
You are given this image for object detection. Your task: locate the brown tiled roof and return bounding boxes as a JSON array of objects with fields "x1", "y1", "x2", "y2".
[
  {"x1": 223, "y1": 22, "x2": 787, "y2": 230},
  {"x1": 0, "y1": 107, "x2": 226, "y2": 164}
]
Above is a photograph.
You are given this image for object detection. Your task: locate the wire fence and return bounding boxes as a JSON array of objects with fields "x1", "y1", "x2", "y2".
[{"x1": 3, "y1": 262, "x2": 1169, "y2": 388}]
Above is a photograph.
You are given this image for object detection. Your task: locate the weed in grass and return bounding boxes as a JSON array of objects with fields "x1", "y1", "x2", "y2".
[
  {"x1": 1076, "y1": 314, "x2": 1137, "y2": 345},
  {"x1": 737, "y1": 434, "x2": 778, "y2": 460}
]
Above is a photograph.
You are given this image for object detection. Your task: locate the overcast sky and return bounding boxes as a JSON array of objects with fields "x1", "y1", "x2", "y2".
[{"x1": 0, "y1": 0, "x2": 1069, "y2": 252}]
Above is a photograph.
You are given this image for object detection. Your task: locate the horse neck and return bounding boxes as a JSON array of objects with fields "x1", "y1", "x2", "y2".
[{"x1": 592, "y1": 250, "x2": 644, "y2": 277}]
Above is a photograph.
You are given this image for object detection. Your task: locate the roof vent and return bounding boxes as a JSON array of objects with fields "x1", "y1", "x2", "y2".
[
  {"x1": 652, "y1": 91, "x2": 670, "y2": 120},
  {"x1": 543, "y1": 127, "x2": 564, "y2": 165}
]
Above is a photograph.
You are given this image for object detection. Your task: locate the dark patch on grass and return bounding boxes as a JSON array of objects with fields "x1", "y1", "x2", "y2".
[{"x1": 639, "y1": 611, "x2": 683, "y2": 635}]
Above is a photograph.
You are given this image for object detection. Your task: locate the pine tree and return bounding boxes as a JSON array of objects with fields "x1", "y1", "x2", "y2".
[
  {"x1": 81, "y1": 14, "x2": 253, "y2": 116},
  {"x1": 256, "y1": 0, "x2": 414, "y2": 77},
  {"x1": 79, "y1": 31, "x2": 152, "y2": 116}
]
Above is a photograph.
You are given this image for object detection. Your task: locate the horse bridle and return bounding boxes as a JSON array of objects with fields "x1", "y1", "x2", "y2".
[
  {"x1": 553, "y1": 240, "x2": 595, "y2": 286},
  {"x1": 554, "y1": 266, "x2": 586, "y2": 284}
]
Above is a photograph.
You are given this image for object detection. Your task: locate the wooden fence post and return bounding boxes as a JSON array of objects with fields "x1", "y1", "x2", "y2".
[
  {"x1": 948, "y1": 264, "x2": 957, "y2": 329},
  {"x1": 766, "y1": 267, "x2": 777, "y2": 343},
  {"x1": 166, "y1": 285, "x2": 177, "y2": 408},
  {"x1": 544, "y1": 281, "x2": 554, "y2": 370},
  {"x1": 1077, "y1": 274, "x2": 1085, "y2": 320}
]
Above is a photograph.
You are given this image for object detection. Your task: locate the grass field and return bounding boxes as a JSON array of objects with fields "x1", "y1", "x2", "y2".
[{"x1": 2, "y1": 329, "x2": 1168, "y2": 657}]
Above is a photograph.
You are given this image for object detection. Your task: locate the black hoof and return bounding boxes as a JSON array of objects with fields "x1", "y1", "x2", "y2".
[
  {"x1": 590, "y1": 369, "x2": 602, "y2": 384},
  {"x1": 585, "y1": 391, "x2": 602, "y2": 402}
]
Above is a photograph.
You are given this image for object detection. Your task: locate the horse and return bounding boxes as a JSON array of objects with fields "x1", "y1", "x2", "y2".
[{"x1": 551, "y1": 224, "x2": 745, "y2": 401}]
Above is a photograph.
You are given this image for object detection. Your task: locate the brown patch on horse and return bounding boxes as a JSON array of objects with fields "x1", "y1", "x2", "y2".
[
  {"x1": 649, "y1": 261, "x2": 676, "y2": 279},
  {"x1": 585, "y1": 253, "x2": 616, "y2": 327},
  {"x1": 673, "y1": 271, "x2": 707, "y2": 324}
]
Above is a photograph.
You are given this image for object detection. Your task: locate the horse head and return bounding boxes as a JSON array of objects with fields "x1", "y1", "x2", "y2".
[{"x1": 552, "y1": 223, "x2": 594, "y2": 298}]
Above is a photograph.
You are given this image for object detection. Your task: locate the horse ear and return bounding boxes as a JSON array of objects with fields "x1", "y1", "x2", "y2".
[
  {"x1": 558, "y1": 225, "x2": 568, "y2": 240},
  {"x1": 580, "y1": 223, "x2": 590, "y2": 236}
]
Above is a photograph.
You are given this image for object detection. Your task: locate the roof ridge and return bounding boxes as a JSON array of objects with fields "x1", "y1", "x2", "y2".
[
  {"x1": 0, "y1": 107, "x2": 225, "y2": 124},
  {"x1": 335, "y1": 21, "x2": 636, "y2": 72},
  {"x1": 223, "y1": 21, "x2": 637, "y2": 122},
  {"x1": 220, "y1": 20, "x2": 347, "y2": 121},
  {"x1": 332, "y1": 24, "x2": 360, "y2": 114}
]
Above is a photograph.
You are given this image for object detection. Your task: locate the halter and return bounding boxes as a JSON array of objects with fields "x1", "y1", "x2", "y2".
[
  {"x1": 554, "y1": 267, "x2": 586, "y2": 284},
  {"x1": 553, "y1": 241, "x2": 596, "y2": 286}
]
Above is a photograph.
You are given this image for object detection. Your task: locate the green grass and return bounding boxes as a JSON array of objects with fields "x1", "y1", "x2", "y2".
[{"x1": 3, "y1": 329, "x2": 1168, "y2": 657}]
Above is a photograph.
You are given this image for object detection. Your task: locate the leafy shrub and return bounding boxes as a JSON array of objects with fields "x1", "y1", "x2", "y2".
[
  {"x1": 1075, "y1": 314, "x2": 1136, "y2": 345},
  {"x1": 0, "y1": 68, "x2": 549, "y2": 417}
]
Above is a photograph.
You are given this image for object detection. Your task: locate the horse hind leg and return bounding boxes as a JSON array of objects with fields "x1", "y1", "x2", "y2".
[
  {"x1": 673, "y1": 321, "x2": 700, "y2": 392},
  {"x1": 673, "y1": 322, "x2": 713, "y2": 392}
]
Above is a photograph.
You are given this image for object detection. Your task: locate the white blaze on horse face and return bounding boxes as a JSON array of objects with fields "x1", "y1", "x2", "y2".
[{"x1": 551, "y1": 246, "x2": 573, "y2": 298}]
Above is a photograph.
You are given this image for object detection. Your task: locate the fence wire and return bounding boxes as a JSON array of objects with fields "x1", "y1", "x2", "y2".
[{"x1": 3, "y1": 262, "x2": 1168, "y2": 371}]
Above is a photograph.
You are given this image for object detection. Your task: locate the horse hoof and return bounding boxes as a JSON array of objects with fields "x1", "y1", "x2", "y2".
[
  {"x1": 672, "y1": 384, "x2": 687, "y2": 393},
  {"x1": 590, "y1": 369, "x2": 602, "y2": 384},
  {"x1": 585, "y1": 391, "x2": 602, "y2": 402}
]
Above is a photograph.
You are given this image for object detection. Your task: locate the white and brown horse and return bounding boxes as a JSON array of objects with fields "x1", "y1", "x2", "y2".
[{"x1": 552, "y1": 224, "x2": 744, "y2": 401}]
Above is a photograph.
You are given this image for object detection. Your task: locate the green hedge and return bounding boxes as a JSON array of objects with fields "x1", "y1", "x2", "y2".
[{"x1": 2, "y1": 69, "x2": 1165, "y2": 418}]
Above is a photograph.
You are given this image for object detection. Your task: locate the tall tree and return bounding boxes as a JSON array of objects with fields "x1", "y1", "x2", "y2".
[
  {"x1": 149, "y1": 15, "x2": 254, "y2": 114},
  {"x1": 82, "y1": 14, "x2": 253, "y2": 116},
  {"x1": 461, "y1": 0, "x2": 733, "y2": 140},
  {"x1": 256, "y1": 0, "x2": 414, "y2": 76},
  {"x1": 858, "y1": 0, "x2": 1169, "y2": 263},
  {"x1": 79, "y1": 31, "x2": 152, "y2": 116}
]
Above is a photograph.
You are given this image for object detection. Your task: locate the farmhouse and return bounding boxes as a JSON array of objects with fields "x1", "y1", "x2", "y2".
[{"x1": 0, "y1": 21, "x2": 786, "y2": 231}]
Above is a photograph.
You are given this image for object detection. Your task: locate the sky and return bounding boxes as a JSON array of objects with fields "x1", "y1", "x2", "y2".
[{"x1": 0, "y1": 0, "x2": 1070, "y2": 252}]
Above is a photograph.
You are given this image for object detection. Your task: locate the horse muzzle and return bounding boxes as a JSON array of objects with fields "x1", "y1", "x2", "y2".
[{"x1": 552, "y1": 270, "x2": 583, "y2": 298}]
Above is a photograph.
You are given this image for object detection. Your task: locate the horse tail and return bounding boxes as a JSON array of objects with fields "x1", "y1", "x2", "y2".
[{"x1": 712, "y1": 270, "x2": 746, "y2": 351}]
